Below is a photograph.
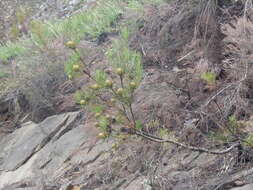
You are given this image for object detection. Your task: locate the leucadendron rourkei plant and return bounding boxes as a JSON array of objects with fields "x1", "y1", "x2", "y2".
[{"x1": 65, "y1": 27, "x2": 143, "y2": 139}]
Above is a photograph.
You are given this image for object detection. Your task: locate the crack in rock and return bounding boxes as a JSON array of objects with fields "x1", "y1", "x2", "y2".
[{"x1": 10, "y1": 115, "x2": 70, "y2": 171}]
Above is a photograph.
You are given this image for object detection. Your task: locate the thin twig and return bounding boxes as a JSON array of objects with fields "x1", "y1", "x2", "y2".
[
  {"x1": 120, "y1": 75, "x2": 124, "y2": 88},
  {"x1": 73, "y1": 48, "x2": 97, "y2": 81},
  {"x1": 177, "y1": 50, "x2": 195, "y2": 62},
  {"x1": 203, "y1": 83, "x2": 235, "y2": 107},
  {"x1": 111, "y1": 88, "x2": 131, "y2": 122},
  {"x1": 129, "y1": 103, "x2": 136, "y2": 126}
]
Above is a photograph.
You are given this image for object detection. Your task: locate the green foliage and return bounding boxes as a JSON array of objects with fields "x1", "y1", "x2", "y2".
[
  {"x1": 64, "y1": 52, "x2": 82, "y2": 76},
  {"x1": 159, "y1": 128, "x2": 170, "y2": 138},
  {"x1": 30, "y1": 20, "x2": 56, "y2": 49},
  {"x1": 209, "y1": 116, "x2": 239, "y2": 144},
  {"x1": 127, "y1": 0, "x2": 144, "y2": 12},
  {"x1": 0, "y1": 0, "x2": 122, "y2": 63},
  {"x1": 73, "y1": 88, "x2": 99, "y2": 107},
  {"x1": 136, "y1": 120, "x2": 143, "y2": 130},
  {"x1": 146, "y1": 0, "x2": 166, "y2": 4},
  {"x1": 94, "y1": 70, "x2": 108, "y2": 87},
  {"x1": 74, "y1": 90, "x2": 87, "y2": 103},
  {"x1": 127, "y1": 0, "x2": 165, "y2": 12},
  {"x1": 0, "y1": 72, "x2": 9, "y2": 78},
  {"x1": 98, "y1": 116, "x2": 110, "y2": 132},
  {"x1": 106, "y1": 26, "x2": 143, "y2": 85},
  {"x1": 244, "y1": 133, "x2": 253, "y2": 147},
  {"x1": 0, "y1": 0, "x2": 157, "y2": 117},
  {"x1": 146, "y1": 118, "x2": 160, "y2": 129},
  {"x1": 0, "y1": 0, "x2": 147, "y2": 63},
  {"x1": 200, "y1": 72, "x2": 216, "y2": 85},
  {"x1": 50, "y1": 0, "x2": 122, "y2": 42},
  {"x1": 0, "y1": 0, "x2": 158, "y2": 62},
  {"x1": 0, "y1": 41, "x2": 27, "y2": 62},
  {"x1": 90, "y1": 105, "x2": 104, "y2": 114},
  {"x1": 66, "y1": 25, "x2": 144, "y2": 136},
  {"x1": 114, "y1": 113, "x2": 126, "y2": 125},
  {"x1": 228, "y1": 115, "x2": 238, "y2": 133}
]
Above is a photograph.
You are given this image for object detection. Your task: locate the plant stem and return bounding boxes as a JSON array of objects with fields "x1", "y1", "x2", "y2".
[
  {"x1": 118, "y1": 74, "x2": 136, "y2": 124},
  {"x1": 73, "y1": 48, "x2": 97, "y2": 81},
  {"x1": 129, "y1": 103, "x2": 136, "y2": 126},
  {"x1": 82, "y1": 69, "x2": 97, "y2": 82},
  {"x1": 111, "y1": 88, "x2": 131, "y2": 122},
  {"x1": 120, "y1": 75, "x2": 124, "y2": 88}
]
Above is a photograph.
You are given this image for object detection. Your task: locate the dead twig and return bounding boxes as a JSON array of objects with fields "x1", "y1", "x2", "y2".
[{"x1": 177, "y1": 50, "x2": 195, "y2": 62}]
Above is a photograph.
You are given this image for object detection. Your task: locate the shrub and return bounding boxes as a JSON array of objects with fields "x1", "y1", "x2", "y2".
[
  {"x1": 65, "y1": 26, "x2": 143, "y2": 136},
  {"x1": 29, "y1": 20, "x2": 54, "y2": 50}
]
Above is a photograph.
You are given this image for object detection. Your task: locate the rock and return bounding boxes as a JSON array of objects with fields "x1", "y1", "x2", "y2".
[
  {"x1": 231, "y1": 184, "x2": 253, "y2": 190},
  {"x1": 0, "y1": 110, "x2": 115, "y2": 189},
  {"x1": 69, "y1": 0, "x2": 81, "y2": 6},
  {"x1": 0, "y1": 112, "x2": 81, "y2": 188},
  {"x1": 124, "y1": 176, "x2": 148, "y2": 190},
  {"x1": 0, "y1": 112, "x2": 77, "y2": 171}
]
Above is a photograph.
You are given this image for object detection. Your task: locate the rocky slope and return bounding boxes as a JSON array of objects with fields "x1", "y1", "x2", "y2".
[
  {"x1": 1, "y1": 112, "x2": 253, "y2": 190},
  {"x1": 1, "y1": 0, "x2": 253, "y2": 190}
]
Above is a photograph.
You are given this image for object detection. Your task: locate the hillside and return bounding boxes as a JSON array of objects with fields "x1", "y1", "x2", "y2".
[{"x1": 0, "y1": 0, "x2": 253, "y2": 189}]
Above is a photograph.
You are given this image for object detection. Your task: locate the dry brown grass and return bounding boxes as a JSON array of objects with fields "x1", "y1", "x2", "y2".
[{"x1": 219, "y1": 0, "x2": 253, "y2": 119}]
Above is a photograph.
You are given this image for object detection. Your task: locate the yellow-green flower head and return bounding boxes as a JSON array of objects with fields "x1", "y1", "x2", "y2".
[
  {"x1": 105, "y1": 79, "x2": 113, "y2": 88},
  {"x1": 73, "y1": 64, "x2": 80, "y2": 72},
  {"x1": 116, "y1": 68, "x2": 124, "y2": 76},
  {"x1": 116, "y1": 88, "x2": 123, "y2": 96},
  {"x1": 66, "y1": 41, "x2": 76, "y2": 49}
]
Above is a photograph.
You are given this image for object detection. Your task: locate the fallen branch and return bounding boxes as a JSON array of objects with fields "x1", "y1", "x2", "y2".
[{"x1": 134, "y1": 130, "x2": 240, "y2": 155}]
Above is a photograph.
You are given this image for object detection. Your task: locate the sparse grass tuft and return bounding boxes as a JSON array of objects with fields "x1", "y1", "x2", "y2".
[
  {"x1": 0, "y1": 40, "x2": 27, "y2": 62},
  {"x1": 30, "y1": 20, "x2": 55, "y2": 49},
  {"x1": 49, "y1": 0, "x2": 123, "y2": 42},
  {"x1": 106, "y1": 26, "x2": 143, "y2": 85},
  {"x1": 200, "y1": 72, "x2": 216, "y2": 85}
]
